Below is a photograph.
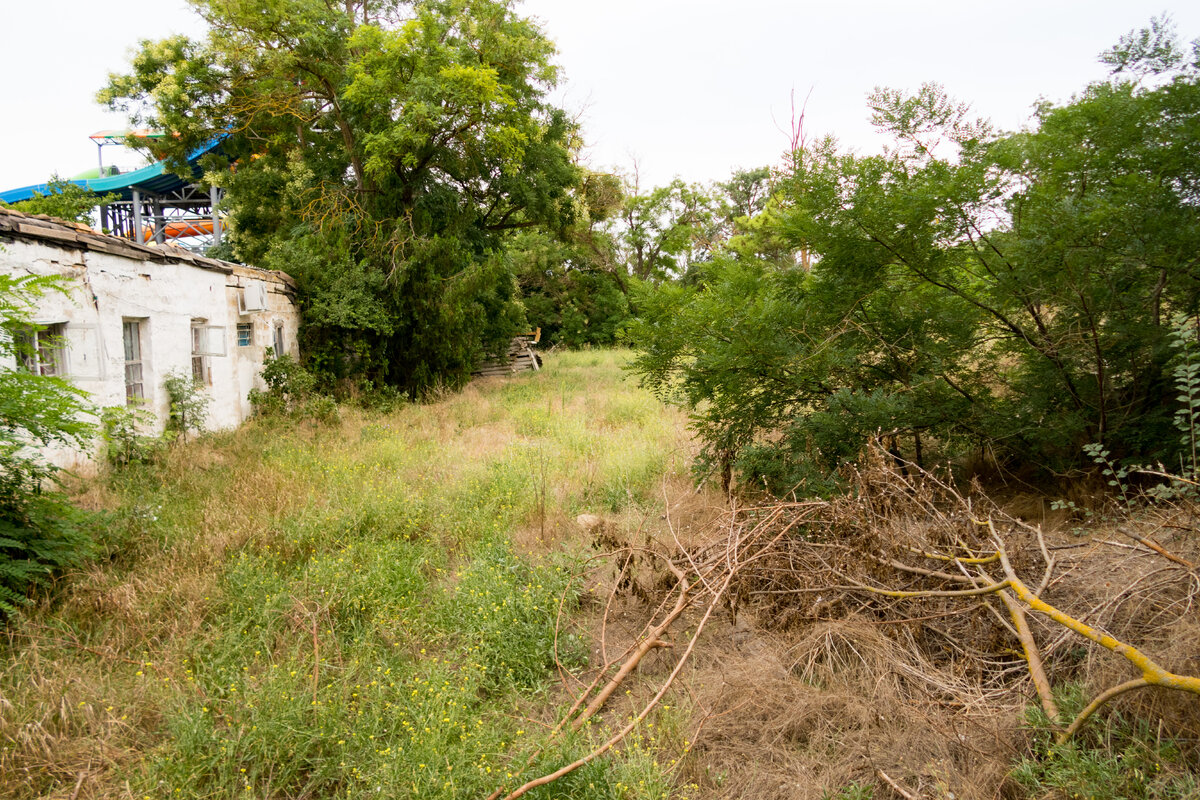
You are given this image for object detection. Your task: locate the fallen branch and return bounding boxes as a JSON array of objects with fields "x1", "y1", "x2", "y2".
[
  {"x1": 487, "y1": 501, "x2": 824, "y2": 799},
  {"x1": 876, "y1": 768, "x2": 920, "y2": 800}
]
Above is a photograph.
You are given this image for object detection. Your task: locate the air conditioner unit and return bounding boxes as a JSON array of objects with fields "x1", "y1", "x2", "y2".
[{"x1": 239, "y1": 282, "x2": 268, "y2": 313}]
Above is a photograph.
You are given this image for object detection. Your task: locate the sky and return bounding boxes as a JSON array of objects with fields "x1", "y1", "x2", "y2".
[{"x1": 1, "y1": 1, "x2": 1198, "y2": 192}]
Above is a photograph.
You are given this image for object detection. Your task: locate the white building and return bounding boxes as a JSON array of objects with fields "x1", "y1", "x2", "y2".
[{"x1": 0, "y1": 206, "x2": 300, "y2": 470}]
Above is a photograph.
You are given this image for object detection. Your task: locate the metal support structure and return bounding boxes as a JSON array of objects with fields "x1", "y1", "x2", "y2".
[
  {"x1": 131, "y1": 189, "x2": 143, "y2": 244},
  {"x1": 152, "y1": 197, "x2": 165, "y2": 245},
  {"x1": 100, "y1": 183, "x2": 223, "y2": 253},
  {"x1": 210, "y1": 185, "x2": 222, "y2": 247}
]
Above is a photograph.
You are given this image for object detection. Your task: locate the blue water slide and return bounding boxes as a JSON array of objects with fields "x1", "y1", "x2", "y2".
[{"x1": 0, "y1": 138, "x2": 224, "y2": 204}]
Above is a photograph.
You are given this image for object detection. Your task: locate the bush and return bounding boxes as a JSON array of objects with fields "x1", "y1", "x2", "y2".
[
  {"x1": 163, "y1": 369, "x2": 210, "y2": 440},
  {"x1": 100, "y1": 405, "x2": 162, "y2": 468},
  {"x1": 0, "y1": 493, "x2": 94, "y2": 614},
  {"x1": 509, "y1": 230, "x2": 633, "y2": 349},
  {"x1": 630, "y1": 25, "x2": 1200, "y2": 491},
  {"x1": 249, "y1": 349, "x2": 339, "y2": 424},
  {"x1": 0, "y1": 272, "x2": 96, "y2": 613}
]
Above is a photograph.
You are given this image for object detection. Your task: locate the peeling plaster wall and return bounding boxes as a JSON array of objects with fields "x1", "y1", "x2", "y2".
[{"x1": 0, "y1": 234, "x2": 300, "y2": 471}]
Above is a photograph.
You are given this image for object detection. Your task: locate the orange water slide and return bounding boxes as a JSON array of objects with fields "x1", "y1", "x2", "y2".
[{"x1": 138, "y1": 218, "x2": 216, "y2": 242}]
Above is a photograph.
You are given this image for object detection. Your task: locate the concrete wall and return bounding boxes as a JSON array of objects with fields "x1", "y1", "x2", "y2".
[{"x1": 0, "y1": 233, "x2": 300, "y2": 471}]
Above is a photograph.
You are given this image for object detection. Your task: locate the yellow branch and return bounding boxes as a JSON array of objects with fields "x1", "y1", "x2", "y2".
[
  {"x1": 1007, "y1": 576, "x2": 1200, "y2": 696},
  {"x1": 846, "y1": 580, "x2": 1010, "y2": 599},
  {"x1": 998, "y1": 589, "x2": 1059, "y2": 723},
  {"x1": 908, "y1": 546, "x2": 1001, "y2": 565},
  {"x1": 1059, "y1": 679, "x2": 1152, "y2": 743}
]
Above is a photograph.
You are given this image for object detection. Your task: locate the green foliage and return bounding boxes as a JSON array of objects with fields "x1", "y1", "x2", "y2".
[
  {"x1": 510, "y1": 230, "x2": 632, "y2": 348},
  {"x1": 446, "y1": 537, "x2": 582, "y2": 692},
  {"x1": 1, "y1": 175, "x2": 118, "y2": 224},
  {"x1": 0, "y1": 273, "x2": 95, "y2": 613},
  {"x1": 99, "y1": 405, "x2": 162, "y2": 468},
  {"x1": 1168, "y1": 315, "x2": 1200, "y2": 480},
  {"x1": 607, "y1": 168, "x2": 778, "y2": 288},
  {"x1": 820, "y1": 783, "x2": 875, "y2": 800},
  {"x1": 162, "y1": 369, "x2": 210, "y2": 440},
  {"x1": 249, "y1": 349, "x2": 339, "y2": 423},
  {"x1": 1084, "y1": 314, "x2": 1200, "y2": 506},
  {"x1": 618, "y1": 178, "x2": 721, "y2": 281},
  {"x1": 1012, "y1": 685, "x2": 1199, "y2": 799},
  {"x1": 102, "y1": 0, "x2": 579, "y2": 397},
  {"x1": 630, "y1": 19, "x2": 1200, "y2": 491},
  {"x1": 0, "y1": 494, "x2": 94, "y2": 615}
]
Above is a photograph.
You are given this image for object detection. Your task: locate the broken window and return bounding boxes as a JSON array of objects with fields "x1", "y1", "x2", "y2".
[
  {"x1": 191, "y1": 320, "x2": 226, "y2": 384},
  {"x1": 123, "y1": 319, "x2": 145, "y2": 404},
  {"x1": 236, "y1": 322, "x2": 253, "y2": 347},
  {"x1": 14, "y1": 322, "x2": 66, "y2": 376}
]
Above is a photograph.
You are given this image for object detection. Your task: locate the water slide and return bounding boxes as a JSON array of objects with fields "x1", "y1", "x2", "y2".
[
  {"x1": 0, "y1": 133, "x2": 224, "y2": 242},
  {"x1": 138, "y1": 218, "x2": 216, "y2": 242}
]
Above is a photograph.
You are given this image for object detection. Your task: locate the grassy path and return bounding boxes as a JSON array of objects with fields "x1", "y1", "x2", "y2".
[{"x1": 1, "y1": 350, "x2": 696, "y2": 799}]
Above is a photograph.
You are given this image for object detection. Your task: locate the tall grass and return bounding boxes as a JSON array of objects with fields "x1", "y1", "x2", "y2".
[{"x1": 0, "y1": 350, "x2": 689, "y2": 799}]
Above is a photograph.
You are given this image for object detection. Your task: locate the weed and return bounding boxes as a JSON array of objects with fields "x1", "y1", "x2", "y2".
[
  {"x1": 1012, "y1": 684, "x2": 1200, "y2": 799},
  {"x1": 163, "y1": 369, "x2": 210, "y2": 440},
  {"x1": 444, "y1": 536, "x2": 584, "y2": 691},
  {"x1": 0, "y1": 349, "x2": 692, "y2": 799},
  {"x1": 820, "y1": 783, "x2": 874, "y2": 800},
  {"x1": 249, "y1": 349, "x2": 339, "y2": 424},
  {"x1": 100, "y1": 405, "x2": 162, "y2": 468}
]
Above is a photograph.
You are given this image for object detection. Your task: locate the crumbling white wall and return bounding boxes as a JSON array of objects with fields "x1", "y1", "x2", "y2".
[{"x1": 0, "y1": 233, "x2": 300, "y2": 471}]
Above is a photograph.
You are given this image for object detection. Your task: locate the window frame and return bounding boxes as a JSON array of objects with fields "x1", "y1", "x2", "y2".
[
  {"x1": 14, "y1": 322, "x2": 67, "y2": 377},
  {"x1": 123, "y1": 319, "x2": 146, "y2": 405},
  {"x1": 190, "y1": 321, "x2": 227, "y2": 385}
]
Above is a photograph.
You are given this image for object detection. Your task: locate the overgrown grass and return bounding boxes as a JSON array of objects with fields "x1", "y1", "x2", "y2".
[{"x1": 0, "y1": 350, "x2": 691, "y2": 799}]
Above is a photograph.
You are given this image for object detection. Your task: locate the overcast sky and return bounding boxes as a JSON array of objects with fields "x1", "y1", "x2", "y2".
[{"x1": 2, "y1": 1, "x2": 1197, "y2": 192}]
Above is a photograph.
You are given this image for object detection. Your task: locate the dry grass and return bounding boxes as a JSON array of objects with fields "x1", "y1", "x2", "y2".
[{"x1": 527, "y1": 446, "x2": 1200, "y2": 800}]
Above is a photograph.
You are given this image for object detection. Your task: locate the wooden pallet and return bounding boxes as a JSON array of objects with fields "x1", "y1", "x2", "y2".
[{"x1": 472, "y1": 330, "x2": 542, "y2": 377}]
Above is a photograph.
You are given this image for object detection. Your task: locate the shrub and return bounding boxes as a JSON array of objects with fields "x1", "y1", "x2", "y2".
[
  {"x1": 100, "y1": 405, "x2": 162, "y2": 468},
  {"x1": 249, "y1": 349, "x2": 339, "y2": 424},
  {"x1": 163, "y1": 369, "x2": 210, "y2": 440},
  {"x1": 0, "y1": 272, "x2": 96, "y2": 612},
  {"x1": 630, "y1": 26, "x2": 1200, "y2": 491},
  {"x1": 0, "y1": 493, "x2": 94, "y2": 614}
]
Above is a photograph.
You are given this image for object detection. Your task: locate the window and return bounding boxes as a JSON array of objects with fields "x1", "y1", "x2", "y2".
[
  {"x1": 191, "y1": 320, "x2": 227, "y2": 384},
  {"x1": 273, "y1": 323, "x2": 285, "y2": 356},
  {"x1": 123, "y1": 319, "x2": 145, "y2": 404},
  {"x1": 191, "y1": 325, "x2": 205, "y2": 383},
  {"x1": 14, "y1": 323, "x2": 66, "y2": 376},
  {"x1": 236, "y1": 322, "x2": 253, "y2": 347}
]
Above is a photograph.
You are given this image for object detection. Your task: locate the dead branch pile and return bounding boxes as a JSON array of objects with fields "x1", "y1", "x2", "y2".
[{"x1": 491, "y1": 447, "x2": 1200, "y2": 799}]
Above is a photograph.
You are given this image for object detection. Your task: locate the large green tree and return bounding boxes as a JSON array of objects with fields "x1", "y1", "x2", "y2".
[
  {"x1": 615, "y1": 176, "x2": 722, "y2": 282},
  {"x1": 508, "y1": 169, "x2": 632, "y2": 347},
  {"x1": 102, "y1": 0, "x2": 579, "y2": 394}
]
